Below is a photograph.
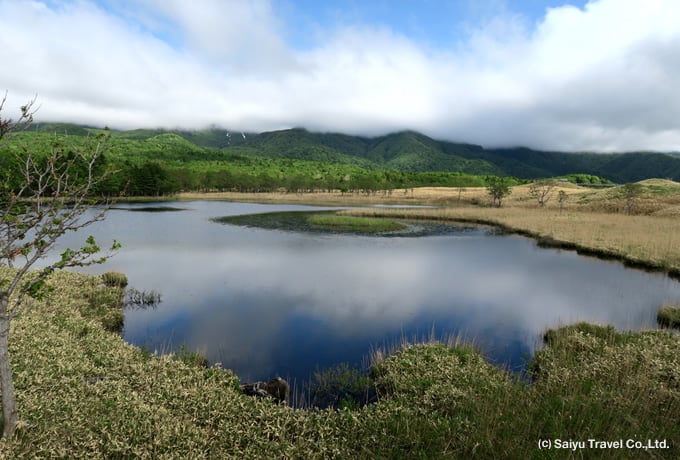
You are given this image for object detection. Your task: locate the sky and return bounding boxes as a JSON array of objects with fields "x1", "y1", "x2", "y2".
[{"x1": 1, "y1": 0, "x2": 679, "y2": 151}]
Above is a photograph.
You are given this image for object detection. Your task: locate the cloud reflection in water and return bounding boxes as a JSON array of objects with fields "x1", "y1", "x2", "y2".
[{"x1": 43, "y1": 201, "x2": 680, "y2": 382}]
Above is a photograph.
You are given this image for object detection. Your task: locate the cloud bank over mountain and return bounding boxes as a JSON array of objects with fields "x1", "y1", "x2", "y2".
[{"x1": 1, "y1": 0, "x2": 679, "y2": 151}]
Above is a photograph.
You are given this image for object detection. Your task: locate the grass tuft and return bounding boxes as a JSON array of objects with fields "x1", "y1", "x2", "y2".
[
  {"x1": 101, "y1": 271, "x2": 128, "y2": 288},
  {"x1": 658, "y1": 305, "x2": 680, "y2": 330},
  {"x1": 174, "y1": 344, "x2": 209, "y2": 368}
]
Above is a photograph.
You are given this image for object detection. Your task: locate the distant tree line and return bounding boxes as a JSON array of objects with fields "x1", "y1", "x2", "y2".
[
  {"x1": 5, "y1": 131, "x2": 617, "y2": 198},
  {"x1": 35, "y1": 158, "x2": 496, "y2": 197}
]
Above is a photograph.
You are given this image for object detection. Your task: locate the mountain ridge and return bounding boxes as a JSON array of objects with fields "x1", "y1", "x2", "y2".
[{"x1": 25, "y1": 123, "x2": 680, "y2": 183}]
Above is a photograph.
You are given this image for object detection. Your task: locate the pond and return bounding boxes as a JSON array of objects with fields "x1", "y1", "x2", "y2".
[{"x1": 45, "y1": 201, "x2": 680, "y2": 388}]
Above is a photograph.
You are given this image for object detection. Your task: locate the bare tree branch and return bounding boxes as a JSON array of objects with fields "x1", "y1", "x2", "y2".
[
  {"x1": 0, "y1": 94, "x2": 118, "y2": 437},
  {"x1": 0, "y1": 92, "x2": 37, "y2": 141},
  {"x1": 529, "y1": 179, "x2": 557, "y2": 208}
]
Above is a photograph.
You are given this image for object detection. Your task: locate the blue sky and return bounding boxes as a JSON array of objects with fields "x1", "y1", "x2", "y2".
[
  {"x1": 1, "y1": 0, "x2": 678, "y2": 151},
  {"x1": 91, "y1": 0, "x2": 590, "y2": 53},
  {"x1": 277, "y1": 0, "x2": 589, "y2": 50}
]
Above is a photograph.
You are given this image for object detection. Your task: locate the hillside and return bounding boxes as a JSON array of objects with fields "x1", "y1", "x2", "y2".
[
  {"x1": 185, "y1": 127, "x2": 680, "y2": 183},
  {"x1": 22, "y1": 123, "x2": 680, "y2": 183}
]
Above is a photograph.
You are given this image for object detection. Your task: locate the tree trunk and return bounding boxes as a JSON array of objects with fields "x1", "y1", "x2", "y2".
[{"x1": 0, "y1": 295, "x2": 18, "y2": 438}]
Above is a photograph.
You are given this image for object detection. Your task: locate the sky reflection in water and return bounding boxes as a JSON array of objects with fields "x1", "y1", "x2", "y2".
[{"x1": 47, "y1": 201, "x2": 680, "y2": 383}]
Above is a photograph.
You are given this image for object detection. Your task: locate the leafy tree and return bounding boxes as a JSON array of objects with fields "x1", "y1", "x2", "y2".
[
  {"x1": 128, "y1": 161, "x2": 172, "y2": 196},
  {"x1": 485, "y1": 176, "x2": 513, "y2": 207},
  {"x1": 0, "y1": 95, "x2": 119, "y2": 437}
]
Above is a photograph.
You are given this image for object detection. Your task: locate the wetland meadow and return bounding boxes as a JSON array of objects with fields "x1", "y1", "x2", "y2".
[{"x1": 4, "y1": 183, "x2": 680, "y2": 457}]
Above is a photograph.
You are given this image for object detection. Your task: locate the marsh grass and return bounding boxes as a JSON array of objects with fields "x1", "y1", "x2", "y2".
[
  {"x1": 307, "y1": 214, "x2": 407, "y2": 233},
  {"x1": 177, "y1": 183, "x2": 590, "y2": 207},
  {"x1": 101, "y1": 271, "x2": 128, "y2": 288},
  {"x1": 178, "y1": 180, "x2": 680, "y2": 214},
  {"x1": 83, "y1": 282, "x2": 125, "y2": 333},
  {"x1": 301, "y1": 363, "x2": 376, "y2": 410},
  {"x1": 174, "y1": 344, "x2": 209, "y2": 368},
  {"x1": 344, "y1": 206, "x2": 680, "y2": 275},
  {"x1": 295, "y1": 329, "x2": 468, "y2": 410},
  {"x1": 123, "y1": 288, "x2": 161, "y2": 309},
  {"x1": 525, "y1": 323, "x2": 680, "y2": 453},
  {"x1": 658, "y1": 305, "x2": 680, "y2": 330},
  {"x1": 113, "y1": 206, "x2": 188, "y2": 212}
]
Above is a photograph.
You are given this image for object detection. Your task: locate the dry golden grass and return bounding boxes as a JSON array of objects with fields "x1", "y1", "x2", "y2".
[
  {"x1": 177, "y1": 190, "x2": 417, "y2": 205},
  {"x1": 176, "y1": 183, "x2": 591, "y2": 207},
  {"x1": 638, "y1": 179, "x2": 680, "y2": 187},
  {"x1": 345, "y1": 207, "x2": 680, "y2": 270}
]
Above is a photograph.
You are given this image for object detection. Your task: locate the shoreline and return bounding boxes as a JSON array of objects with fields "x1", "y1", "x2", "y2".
[
  {"x1": 342, "y1": 208, "x2": 680, "y2": 281},
  {"x1": 168, "y1": 189, "x2": 680, "y2": 280}
]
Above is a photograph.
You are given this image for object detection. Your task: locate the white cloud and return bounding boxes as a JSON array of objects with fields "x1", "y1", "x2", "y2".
[
  {"x1": 133, "y1": 0, "x2": 297, "y2": 72},
  {"x1": 1, "y1": 0, "x2": 679, "y2": 151}
]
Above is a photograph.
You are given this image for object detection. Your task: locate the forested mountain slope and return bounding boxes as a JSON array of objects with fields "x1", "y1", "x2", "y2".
[{"x1": 23, "y1": 123, "x2": 680, "y2": 183}]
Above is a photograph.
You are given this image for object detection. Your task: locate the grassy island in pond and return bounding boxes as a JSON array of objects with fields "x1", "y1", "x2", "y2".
[
  {"x1": 213, "y1": 210, "x2": 420, "y2": 235},
  {"x1": 307, "y1": 214, "x2": 407, "y2": 233}
]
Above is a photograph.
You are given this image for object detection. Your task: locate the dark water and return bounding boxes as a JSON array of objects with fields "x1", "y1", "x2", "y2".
[{"x1": 44, "y1": 201, "x2": 680, "y2": 384}]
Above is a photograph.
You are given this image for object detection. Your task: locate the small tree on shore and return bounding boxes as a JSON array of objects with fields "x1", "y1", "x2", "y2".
[
  {"x1": 558, "y1": 190, "x2": 568, "y2": 214},
  {"x1": 0, "y1": 94, "x2": 119, "y2": 437},
  {"x1": 529, "y1": 179, "x2": 556, "y2": 207},
  {"x1": 485, "y1": 176, "x2": 512, "y2": 208},
  {"x1": 621, "y1": 182, "x2": 643, "y2": 215}
]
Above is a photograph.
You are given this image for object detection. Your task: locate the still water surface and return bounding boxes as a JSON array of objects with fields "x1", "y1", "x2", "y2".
[{"x1": 47, "y1": 201, "x2": 680, "y2": 383}]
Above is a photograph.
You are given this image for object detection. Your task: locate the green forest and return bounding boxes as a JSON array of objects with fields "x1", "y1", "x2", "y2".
[{"x1": 3, "y1": 123, "x2": 668, "y2": 197}]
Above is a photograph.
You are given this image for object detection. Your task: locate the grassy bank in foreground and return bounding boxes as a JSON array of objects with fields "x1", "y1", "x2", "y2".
[{"x1": 0, "y1": 267, "x2": 678, "y2": 458}]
